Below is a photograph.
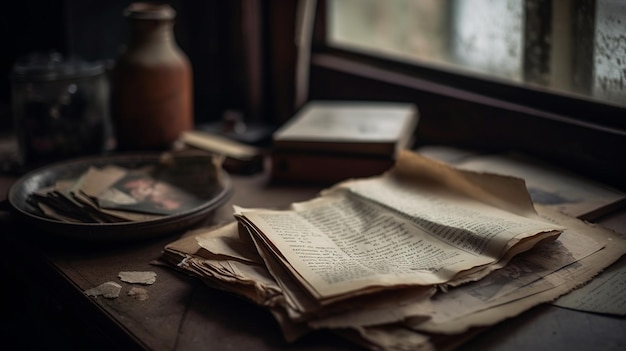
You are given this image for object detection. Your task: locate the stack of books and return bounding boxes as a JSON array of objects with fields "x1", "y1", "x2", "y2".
[{"x1": 270, "y1": 100, "x2": 419, "y2": 184}]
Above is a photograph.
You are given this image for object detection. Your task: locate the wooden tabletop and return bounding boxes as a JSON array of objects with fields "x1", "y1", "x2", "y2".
[{"x1": 1, "y1": 168, "x2": 625, "y2": 351}]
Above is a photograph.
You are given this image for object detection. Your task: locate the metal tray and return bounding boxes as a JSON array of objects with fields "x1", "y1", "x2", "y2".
[{"x1": 6, "y1": 153, "x2": 233, "y2": 243}]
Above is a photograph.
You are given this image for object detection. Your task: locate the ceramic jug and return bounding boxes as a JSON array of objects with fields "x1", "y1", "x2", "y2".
[{"x1": 111, "y1": 2, "x2": 193, "y2": 151}]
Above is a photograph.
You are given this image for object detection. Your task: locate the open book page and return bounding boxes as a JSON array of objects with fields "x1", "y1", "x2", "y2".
[
  {"x1": 418, "y1": 146, "x2": 626, "y2": 316},
  {"x1": 240, "y1": 220, "x2": 322, "y2": 318},
  {"x1": 411, "y1": 215, "x2": 604, "y2": 330},
  {"x1": 551, "y1": 211, "x2": 626, "y2": 316},
  {"x1": 160, "y1": 188, "x2": 622, "y2": 350},
  {"x1": 416, "y1": 145, "x2": 626, "y2": 221},
  {"x1": 409, "y1": 205, "x2": 626, "y2": 334},
  {"x1": 160, "y1": 208, "x2": 618, "y2": 351},
  {"x1": 457, "y1": 154, "x2": 626, "y2": 220},
  {"x1": 236, "y1": 151, "x2": 563, "y2": 301},
  {"x1": 166, "y1": 220, "x2": 436, "y2": 340},
  {"x1": 552, "y1": 255, "x2": 626, "y2": 315},
  {"x1": 332, "y1": 176, "x2": 563, "y2": 284},
  {"x1": 550, "y1": 201, "x2": 626, "y2": 316},
  {"x1": 159, "y1": 149, "x2": 625, "y2": 351},
  {"x1": 242, "y1": 217, "x2": 437, "y2": 327}
]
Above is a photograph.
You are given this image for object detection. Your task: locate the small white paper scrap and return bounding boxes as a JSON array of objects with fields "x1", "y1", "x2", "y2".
[
  {"x1": 128, "y1": 287, "x2": 149, "y2": 301},
  {"x1": 85, "y1": 281, "x2": 122, "y2": 299},
  {"x1": 118, "y1": 271, "x2": 157, "y2": 285}
]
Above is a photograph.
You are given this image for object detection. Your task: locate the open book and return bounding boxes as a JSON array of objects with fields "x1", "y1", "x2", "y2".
[
  {"x1": 234, "y1": 151, "x2": 563, "y2": 311},
  {"x1": 161, "y1": 150, "x2": 626, "y2": 350}
]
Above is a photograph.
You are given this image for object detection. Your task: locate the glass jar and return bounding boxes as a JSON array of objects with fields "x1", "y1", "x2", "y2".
[{"x1": 11, "y1": 52, "x2": 112, "y2": 167}]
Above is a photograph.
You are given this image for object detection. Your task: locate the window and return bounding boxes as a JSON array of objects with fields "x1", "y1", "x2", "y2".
[
  {"x1": 295, "y1": 0, "x2": 626, "y2": 189},
  {"x1": 327, "y1": 0, "x2": 626, "y2": 109}
]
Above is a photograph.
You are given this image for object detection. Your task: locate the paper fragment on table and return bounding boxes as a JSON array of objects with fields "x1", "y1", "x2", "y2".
[
  {"x1": 85, "y1": 281, "x2": 122, "y2": 299},
  {"x1": 118, "y1": 271, "x2": 157, "y2": 285},
  {"x1": 553, "y1": 255, "x2": 626, "y2": 315},
  {"x1": 128, "y1": 287, "x2": 150, "y2": 301}
]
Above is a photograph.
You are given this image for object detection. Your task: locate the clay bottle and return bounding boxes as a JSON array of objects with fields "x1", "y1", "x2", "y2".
[{"x1": 111, "y1": 2, "x2": 193, "y2": 151}]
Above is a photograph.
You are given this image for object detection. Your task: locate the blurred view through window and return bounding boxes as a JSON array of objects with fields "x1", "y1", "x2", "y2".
[{"x1": 328, "y1": 0, "x2": 626, "y2": 108}]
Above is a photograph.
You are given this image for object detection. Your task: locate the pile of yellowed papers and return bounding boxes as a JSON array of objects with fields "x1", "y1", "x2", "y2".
[{"x1": 161, "y1": 150, "x2": 625, "y2": 350}]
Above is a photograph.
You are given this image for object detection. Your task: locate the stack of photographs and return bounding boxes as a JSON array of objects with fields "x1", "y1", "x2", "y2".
[{"x1": 27, "y1": 153, "x2": 222, "y2": 223}]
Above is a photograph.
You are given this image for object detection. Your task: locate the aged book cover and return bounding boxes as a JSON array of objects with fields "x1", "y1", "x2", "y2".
[
  {"x1": 272, "y1": 100, "x2": 419, "y2": 157},
  {"x1": 271, "y1": 151, "x2": 395, "y2": 184}
]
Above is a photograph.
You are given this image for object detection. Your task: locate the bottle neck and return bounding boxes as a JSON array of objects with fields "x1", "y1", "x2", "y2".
[{"x1": 129, "y1": 19, "x2": 176, "y2": 47}]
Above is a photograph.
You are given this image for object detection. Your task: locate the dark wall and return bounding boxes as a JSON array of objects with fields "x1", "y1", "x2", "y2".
[
  {"x1": 63, "y1": 0, "x2": 132, "y2": 63},
  {"x1": 1, "y1": 0, "x2": 249, "y2": 132},
  {"x1": 1, "y1": 0, "x2": 67, "y2": 130}
]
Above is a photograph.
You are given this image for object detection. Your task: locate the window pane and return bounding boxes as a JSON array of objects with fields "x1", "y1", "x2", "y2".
[
  {"x1": 594, "y1": 0, "x2": 626, "y2": 105},
  {"x1": 327, "y1": 0, "x2": 626, "y2": 108},
  {"x1": 451, "y1": 0, "x2": 523, "y2": 81},
  {"x1": 328, "y1": 0, "x2": 449, "y2": 65}
]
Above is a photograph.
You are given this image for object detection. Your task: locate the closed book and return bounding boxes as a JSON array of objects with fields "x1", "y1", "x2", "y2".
[
  {"x1": 271, "y1": 151, "x2": 394, "y2": 184},
  {"x1": 272, "y1": 100, "x2": 419, "y2": 157}
]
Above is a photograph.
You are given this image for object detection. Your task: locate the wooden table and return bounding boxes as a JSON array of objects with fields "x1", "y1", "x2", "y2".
[{"x1": 1, "y1": 168, "x2": 625, "y2": 351}]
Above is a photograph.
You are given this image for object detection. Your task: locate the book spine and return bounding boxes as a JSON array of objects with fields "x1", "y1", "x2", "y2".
[
  {"x1": 272, "y1": 140, "x2": 397, "y2": 157},
  {"x1": 271, "y1": 152, "x2": 394, "y2": 184}
]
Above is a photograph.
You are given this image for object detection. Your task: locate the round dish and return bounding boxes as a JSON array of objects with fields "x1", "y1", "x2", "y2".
[{"x1": 7, "y1": 153, "x2": 233, "y2": 243}]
